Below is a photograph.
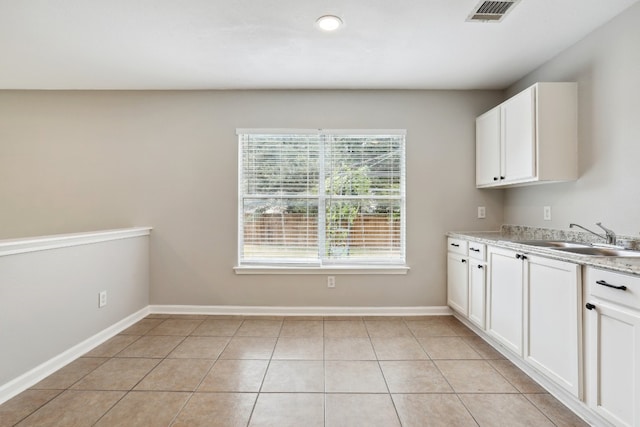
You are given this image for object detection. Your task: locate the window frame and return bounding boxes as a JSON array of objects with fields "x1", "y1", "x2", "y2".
[{"x1": 235, "y1": 128, "x2": 409, "y2": 275}]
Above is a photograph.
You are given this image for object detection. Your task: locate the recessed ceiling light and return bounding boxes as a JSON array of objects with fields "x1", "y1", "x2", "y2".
[{"x1": 316, "y1": 15, "x2": 343, "y2": 31}]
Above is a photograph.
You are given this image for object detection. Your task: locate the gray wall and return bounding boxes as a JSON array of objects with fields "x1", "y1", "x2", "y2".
[
  {"x1": 503, "y1": 2, "x2": 640, "y2": 237},
  {"x1": 0, "y1": 234, "x2": 149, "y2": 386},
  {"x1": 0, "y1": 90, "x2": 503, "y2": 307}
]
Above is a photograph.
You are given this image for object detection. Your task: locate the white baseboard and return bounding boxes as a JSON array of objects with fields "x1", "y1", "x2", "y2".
[
  {"x1": 0, "y1": 306, "x2": 150, "y2": 405},
  {"x1": 149, "y1": 305, "x2": 452, "y2": 317}
]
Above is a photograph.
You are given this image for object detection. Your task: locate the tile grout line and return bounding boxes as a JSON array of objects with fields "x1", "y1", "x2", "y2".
[
  {"x1": 92, "y1": 318, "x2": 195, "y2": 425},
  {"x1": 5, "y1": 389, "x2": 65, "y2": 427},
  {"x1": 98, "y1": 318, "x2": 202, "y2": 424},
  {"x1": 167, "y1": 322, "x2": 239, "y2": 426},
  {"x1": 441, "y1": 317, "x2": 556, "y2": 426},
  {"x1": 454, "y1": 393, "x2": 483, "y2": 427},
  {"x1": 414, "y1": 318, "x2": 482, "y2": 426},
  {"x1": 367, "y1": 318, "x2": 404, "y2": 426},
  {"x1": 383, "y1": 318, "x2": 410, "y2": 427},
  {"x1": 521, "y1": 393, "x2": 562, "y2": 427},
  {"x1": 25, "y1": 320, "x2": 179, "y2": 425},
  {"x1": 245, "y1": 318, "x2": 283, "y2": 427},
  {"x1": 322, "y1": 320, "x2": 326, "y2": 427}
]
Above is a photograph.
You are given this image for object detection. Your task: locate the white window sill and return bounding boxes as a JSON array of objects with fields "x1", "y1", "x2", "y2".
[{"x1": 233, "y1": 265, "x2": 410, "y2": 275}]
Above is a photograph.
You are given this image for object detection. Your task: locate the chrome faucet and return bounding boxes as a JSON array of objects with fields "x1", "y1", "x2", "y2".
[
  {"x1": 596, "y1": 222, "x2": 617, "y2": 245},
  {"x1": 569, "y1": 222, "x2": 617, "y2": 245}
]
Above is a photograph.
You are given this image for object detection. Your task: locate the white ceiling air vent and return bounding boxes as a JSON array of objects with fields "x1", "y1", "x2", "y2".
[{"x1": 467, "y1": 0, "x2": 521, "y2": 22}]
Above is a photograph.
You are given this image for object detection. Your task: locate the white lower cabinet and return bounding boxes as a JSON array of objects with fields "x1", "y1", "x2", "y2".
[
  {"x1": 447, "y1": 239, "x2": 485, "y2": 325},
  {"x1": 585, "y1": 268, "x2": 640, "y2": 427},
  {"x1": 525, "y1": 255, "x2": 582, "y2": 398},
  {"x1": 487, "y1": 246, "x2": 524, "y2": 356},
  {"x1": 468, "y1": 259, "x2": 486, "y2": 329},
  {"x1": 486, "y1": 247, "x2": 582, "y2": 396},
  {"x1": 447, "y1": 252, "x2": 469, "y2": 316},
  {"x1": 449, "y1": 237, "x2": 640, "y2": 425}
]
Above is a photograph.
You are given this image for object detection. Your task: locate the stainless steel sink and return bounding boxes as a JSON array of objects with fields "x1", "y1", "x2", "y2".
[
  {"x1": 515, "y1": 240, "x2": 640, "y2": 257},
  {"x1": 516, "y1": 240, "x2": 590, "y2": 248},
  {"x1": 554, "y1": 247, "x2": 640, "y2": 257}
]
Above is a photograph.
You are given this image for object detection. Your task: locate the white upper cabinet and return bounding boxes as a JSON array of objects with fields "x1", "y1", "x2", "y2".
[
  {"x1": 502, "y1": 87, "x2": 536, "y2": 182},
  {"x1": 476, "y1": 82, "x2": 577, "y2": 188},
  {"x1": 475, "y1": 106, "x2": 502, "y2": 185}
]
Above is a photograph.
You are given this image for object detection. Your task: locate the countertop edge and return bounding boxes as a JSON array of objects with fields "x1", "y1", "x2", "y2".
[{"x1": 447, "y1": 231, "x2": 640, "y2": 276}]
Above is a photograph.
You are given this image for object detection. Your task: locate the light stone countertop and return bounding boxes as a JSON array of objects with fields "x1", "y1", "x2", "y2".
[{"x1": 447, "y1": 227, "x2": 640, "y2": 276}]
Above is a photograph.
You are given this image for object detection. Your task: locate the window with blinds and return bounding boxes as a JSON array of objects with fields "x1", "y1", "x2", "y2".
[{"x1": 237, "y1": 129, "x2": 406, "y2": 267}]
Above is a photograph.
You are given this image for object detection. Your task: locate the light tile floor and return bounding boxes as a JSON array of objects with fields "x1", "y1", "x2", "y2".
[{"x1": 0, "y1": 315, "x2": 590, "y2": 426}]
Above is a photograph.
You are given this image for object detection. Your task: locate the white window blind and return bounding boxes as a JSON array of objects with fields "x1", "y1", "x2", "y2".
[{"x1": 238, "y1": 129, "x2": 406, "y2": 267}]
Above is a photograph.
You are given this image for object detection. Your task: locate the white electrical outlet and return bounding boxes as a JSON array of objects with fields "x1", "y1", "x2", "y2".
[
  {"x1": 99, "y1": 291, "x2": 107, "y2": 308},
  {"x1": 543, "y1": 206, "x2": 552, "y2": 221},
  {"x1": 477, "y1": 206, "x2": 486, "y2": 219},
  {"x1": 327, "y1": 276, "x2": 336, "y2": 288}
]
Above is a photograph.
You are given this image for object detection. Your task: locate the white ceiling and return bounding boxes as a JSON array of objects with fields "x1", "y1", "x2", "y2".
[{"x1": 1, "y1": 0, "x2": 638, "y2": 90}]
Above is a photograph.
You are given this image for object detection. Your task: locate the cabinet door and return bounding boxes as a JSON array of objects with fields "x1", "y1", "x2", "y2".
[
  {"x1": 586, "y1": 302, "x2": 640, "y2": 427},
  {"x1": 525, "y1": 256, "x2": 582, "y2": 398},
  {"x1": 447, "y1": 252, "x2": 469, "y2": 316},
  {"x1": 469, "y1": 259, "x2": 486, "y2": 329},
  {"x1": 502, "y1": 85, "x2": 536, "y2": 183},
  {"x1": 476, "y1": 106, "x2": 502, "y2": 187},
  {"x1": 487, "y1": 247, "x2": 524, "y2": 356}
]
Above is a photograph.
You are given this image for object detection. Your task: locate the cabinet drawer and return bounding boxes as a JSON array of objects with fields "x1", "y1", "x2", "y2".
[
  {"x1": 587, "y1": 268, "x2": 640, "y2": 311},
  {"x1": 468, "y1": 242, "x2": 486, "y2": 261},
  {"x1": 448, "y1": 238, "x2": 468, "y2": 255}
]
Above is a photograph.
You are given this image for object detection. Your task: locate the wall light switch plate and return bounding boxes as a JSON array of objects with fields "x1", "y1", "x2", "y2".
[
  {"x1": 477, "y1": 206, "x2": 486, "y2": 219},
  {"x1": 543, "y1": 206, "x2": 552, "y2": 221}
]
